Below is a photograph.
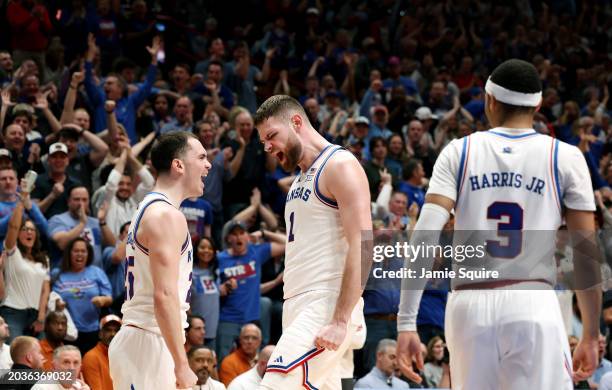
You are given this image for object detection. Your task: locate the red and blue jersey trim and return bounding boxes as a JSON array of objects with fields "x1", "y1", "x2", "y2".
[
  {"x1": 549, "y1": 138, "x2": 562, "y2": 214},
  {"x1": 266, "y1": 347, "x2": 325, "y2": 374},
  {"x1": 266, "y1": 348, "x2": 324, "y2": 389},
  {"x1": 456, "y1": 135, "x2": 471, "y2": 202}
]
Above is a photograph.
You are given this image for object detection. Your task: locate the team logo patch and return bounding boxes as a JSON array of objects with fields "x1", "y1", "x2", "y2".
[{"x1": 502, "y1": 146, "x2": 512, "y2": 154}]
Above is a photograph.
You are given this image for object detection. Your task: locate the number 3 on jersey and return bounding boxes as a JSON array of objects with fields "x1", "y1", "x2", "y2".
[
  {"x1": 125, "y1": 256, "x2": 135, "y2": 300},
  {"x1": 486, "y1": 202, "x2": 523, "y2": 258}
]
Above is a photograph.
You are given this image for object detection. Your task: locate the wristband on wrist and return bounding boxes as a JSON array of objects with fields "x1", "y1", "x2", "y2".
[{"x1": 99, "y1": 221, "x2": 107, "y2": 226}]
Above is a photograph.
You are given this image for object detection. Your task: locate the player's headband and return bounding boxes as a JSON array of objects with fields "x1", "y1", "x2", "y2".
[{"x1": 484, "y1": 77, "x2": 542, "y2": 107}]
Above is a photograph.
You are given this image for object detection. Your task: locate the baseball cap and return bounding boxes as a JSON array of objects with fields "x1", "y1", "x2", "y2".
[
  {"x1": 99, "y1": 314, "x2": 122, "y2": 330},
  {"x1": 415, "y1": 106, "x2": 438, "y2": 121},
  {"x1": 12, "y1": 103, "x2": 35, "y2": 116},
  {"x1": 49, "y1": 142, "x2": 68, "y2": 155},
  {"x1": 0, "y1": 149, "x2": 11, "y2": 159},
  {"x1": 222, "y1": 220, "x2": 247, "y2": 247},
  {"x1": 306, "y1": 7, "x2": 319, "y2": 15},
  {"x1": 355, "y1": 116, "x2": 370, "y2": 126}
]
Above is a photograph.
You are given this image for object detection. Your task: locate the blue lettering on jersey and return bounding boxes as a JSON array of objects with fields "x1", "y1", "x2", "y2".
[
  {"x1": 469, "y1": 172, "x2": 544, "y2": 196},
  {"x1": 286, "y1": 186, "x2": 311, "y2": 203},
  {"x1": 126, "y1": 231, "x2": 135, "y2": 250}
]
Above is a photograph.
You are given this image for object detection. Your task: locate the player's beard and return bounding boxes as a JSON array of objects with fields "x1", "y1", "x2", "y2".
[{"x1": 280, "y1": 132, "x2": 302, "y2": 171}]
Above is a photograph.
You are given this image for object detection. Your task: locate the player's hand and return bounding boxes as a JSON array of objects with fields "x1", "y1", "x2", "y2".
[
  {"x1": 175, "y1": 363, "x2": 197, "y2": 389},
  {"x1": 314, "y1": 321, "x2": 347, "y2": 351},
  {"x1": 572, "y1": 337, "x2": 598, "y2": 382},
  {"x1": 397, "y1": 330, "x2": 424, "y2": 384}
]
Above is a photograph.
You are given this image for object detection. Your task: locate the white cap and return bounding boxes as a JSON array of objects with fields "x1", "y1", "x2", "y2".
[
  {"x1": 49, "y1": 142, "x2": 68, "y2": 155},
  {"x1": 415, "y1": 106, "x2": 438, "y2": 121},
  {"x1": 355, "y1": 116, "x2": 370, "y2": 126},
  {"x1": 0, "y1": 149, "x2": 11, "y2": 159}
]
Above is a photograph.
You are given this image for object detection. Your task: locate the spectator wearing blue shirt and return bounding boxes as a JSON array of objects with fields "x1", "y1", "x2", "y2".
[
  {"x1": 197, "y1": 61, "x2": 235, "y2": 119},
  {"x1": 225, "y1": 41, "x2": 273, "y2": 114},
  {"x1": 49, "y1": 186, "x2": 115, "y2": 268},
  {"x1": 52, "y1": 237, "x2": 112, "y2": 355},
  {"x1": 383, "y1": 56, "x2": 421, "y2": 103},
  {"x1": 189, "y1": 237, "x2": 223, "y2": 352},
  {"x1": 590, "y1": 334, "x2": 612, "y2": 388},
  {"x1": 397, "y1": 159, "x2": 426, "y2": 210},
  {"x1": 354, "y1": 339, "x2": 410, "y2": 389},
  {"x1": 159, "y1": 96, "x2": 194, "y2": 135},
  {"x1": 464, "y1": 87, "x2": 485, "y2": 121},
  {"x1": 83, "y1": 34, "x2": 161, "y2": 144},
  {"x1": 101, "y1": 221, "x2": 130, "y2": 315},
  {"x1": 180, "y1": 196, "x2": 213, "y2": 246},
  {"x1": 194, "y1": 119, "x2": 232, "y2": 245},
  {"x1": 216, "y1": 220, "x2": 285, "y2": 360},
  {"x1": 362, "y1": 247, "x2": 402, "y2": 374}
]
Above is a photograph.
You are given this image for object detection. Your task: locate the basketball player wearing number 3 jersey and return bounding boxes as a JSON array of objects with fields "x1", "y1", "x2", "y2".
[
  {"x1": 254, "y1": 95, "x2": 372, "y2": 390},
  {"x1": 108, "y1": 132, "x2": 211, "y2": 390},
  {"x1": 396, "y1": 59, "x2": 602, "y2": 389}
]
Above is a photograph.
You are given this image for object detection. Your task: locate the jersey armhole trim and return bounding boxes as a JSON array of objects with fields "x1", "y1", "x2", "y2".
[
  {"x1": 550, "y1": 139, "x2": 562, "y2": 214},
  {"x1": 456, "y1": 136, "x2": 471, "y2": 201},
  {"x1": 313, "y1": 146, "x2": 343, "y2": 209},
  {"x1": 133, "y1": 198, "x2": 172, "y2": 255}
]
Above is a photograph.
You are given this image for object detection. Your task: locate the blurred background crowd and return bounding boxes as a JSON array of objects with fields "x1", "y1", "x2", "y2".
[{"x1": 0, "y1": 0, "x2": 610, "y2": 389}]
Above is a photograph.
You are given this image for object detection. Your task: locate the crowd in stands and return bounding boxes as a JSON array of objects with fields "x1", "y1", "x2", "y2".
[{"x1": 0, "y1": 0, "x2": 610, "y2": 389}]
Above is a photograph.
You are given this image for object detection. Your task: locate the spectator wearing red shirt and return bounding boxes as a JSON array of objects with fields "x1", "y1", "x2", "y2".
[{"x1": 6, "y1": 0, "x2": 52, "y2": 70}]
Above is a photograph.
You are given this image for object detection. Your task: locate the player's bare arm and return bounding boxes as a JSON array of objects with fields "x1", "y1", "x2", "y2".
[
  {"x1": 397, "y1": 193, "x2": 454, "y2": 383},
  {"x1": 140, "y1": 204, "x2": 197, "y2": 389},
  {"x1": 565, "y1": 208, "x2": 602, "y2": 382},
  {"x1": 314, "y1": 152, "x2": 372, "y2": 351}
]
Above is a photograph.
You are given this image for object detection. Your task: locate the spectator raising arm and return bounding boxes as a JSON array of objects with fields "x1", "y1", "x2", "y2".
[
  {"x1": 60, "y1": 71, "x2": 84, "y2": 125},
  {"x1": 84, "y1": 33, "x2": 104, "y2": 110},
  {"x1": 0, "y1": 88, "x2": 15, "y2": 131},
  {"x1": 127, "y1": 151, "x2": 155, "y2": 201},
  {"x1": 6, "y1": 183, "x2": 50, "y2": 333}
]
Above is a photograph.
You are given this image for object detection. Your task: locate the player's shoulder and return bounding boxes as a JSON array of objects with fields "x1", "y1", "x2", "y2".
[
  {"x1": 139, "y1": 201, "x2": 186, "y2": 233},
  {"x1": 554, "y1": 137, "x2": 583, "y2": 157}
]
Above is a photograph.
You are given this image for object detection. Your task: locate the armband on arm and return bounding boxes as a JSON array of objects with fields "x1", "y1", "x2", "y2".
[{"x1": 398, "y1": 203, "x2": 450, "y2": 332}]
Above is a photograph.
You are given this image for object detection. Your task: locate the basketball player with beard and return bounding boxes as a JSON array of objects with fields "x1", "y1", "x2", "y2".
[{"x1": 254, "y1": 95, "x2": 372, "y2": 390}]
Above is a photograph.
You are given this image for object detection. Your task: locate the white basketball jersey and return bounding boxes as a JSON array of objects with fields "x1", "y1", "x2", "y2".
[
  {"x1": 122, "y1": 192, "x2": 193, "y2": 334},
  {"x1": 427, "y1": 128, "x2": 595, "y2": 287},
  {"x1": 283, "y1": 144, "x2": 352, "y2": 299}
]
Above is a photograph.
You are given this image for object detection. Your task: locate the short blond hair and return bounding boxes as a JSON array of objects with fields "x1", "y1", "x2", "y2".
[{"x1": 10, "y1": 336, "x2": 38, "y2": 362}]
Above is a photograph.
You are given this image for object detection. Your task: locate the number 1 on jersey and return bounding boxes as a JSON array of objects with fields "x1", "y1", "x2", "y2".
[{"x1": 288, "y1": 211, "x2": 295, "y2": 242}]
